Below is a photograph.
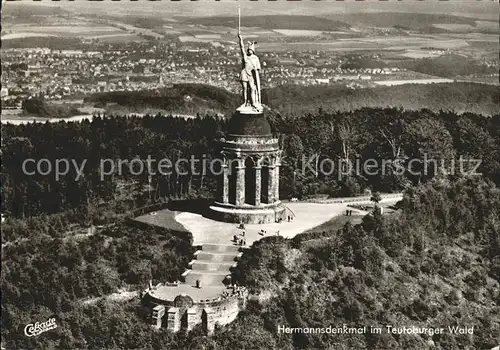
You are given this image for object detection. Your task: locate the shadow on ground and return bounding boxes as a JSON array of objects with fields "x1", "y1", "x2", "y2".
[{"x1": 168, "y1": 199, "x2": 213, "y2": 216}]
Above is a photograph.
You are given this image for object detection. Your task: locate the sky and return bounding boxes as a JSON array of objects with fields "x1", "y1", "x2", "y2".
[{"x1": 2, "y1": 0, "x2": 498, "y2": 20}]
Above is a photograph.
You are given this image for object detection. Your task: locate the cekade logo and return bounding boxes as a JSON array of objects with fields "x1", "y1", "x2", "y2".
[{"x1": 24, "y1": 318, "x2": 57, "y2": 337}]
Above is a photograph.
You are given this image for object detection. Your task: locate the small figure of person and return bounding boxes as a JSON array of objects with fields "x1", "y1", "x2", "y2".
[
  {"x1": 196, "y1": 279, "x2": 201, "y2": 289},
  {"x1": 242, "y1": 230, "x2": 245, "y2": 237},
  {"x1": 288, "y1": 216, "x2": 290, "y2": 222}
]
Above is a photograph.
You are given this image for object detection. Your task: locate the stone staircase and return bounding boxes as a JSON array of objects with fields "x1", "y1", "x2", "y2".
[{"x1": 182, "y1": 244, "x2": 243, "y2": 287}]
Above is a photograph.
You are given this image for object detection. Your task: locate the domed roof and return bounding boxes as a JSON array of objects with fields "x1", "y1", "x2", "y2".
[
  {"x1": 228, "y1": 111, "x2": 272, "y2": 136},
  {"x1": 173, "y1": 294, "x2": 194, "y2": 308}
]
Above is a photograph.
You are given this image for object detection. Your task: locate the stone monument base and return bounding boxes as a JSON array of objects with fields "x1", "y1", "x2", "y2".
[{"x1": 207, "y1": 202, "x2": 286, "y2": 224}]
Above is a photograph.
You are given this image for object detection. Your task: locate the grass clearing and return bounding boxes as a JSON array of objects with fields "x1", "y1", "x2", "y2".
[{"x1": 304, "y1": 213, "x2": 364, "y2": 234}]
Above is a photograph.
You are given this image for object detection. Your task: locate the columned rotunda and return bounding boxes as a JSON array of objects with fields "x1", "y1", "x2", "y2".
[{"x1": 208, "y1": 109, "x2": 286, "y2": 224}]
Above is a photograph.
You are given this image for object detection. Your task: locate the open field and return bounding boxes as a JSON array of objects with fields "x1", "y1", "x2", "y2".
[
  {"x1": 0, "y1": 112, "x2": 201, "y2": 125},
  {"x1": 88, "y1": 34, "x2": 147, "y2": 43},
  {"x1": 400, "y1": 50, "x2": 446, "y2": 59},
  {"x1": 15, "y1": 25, "x2": 120, "y2": 34},
  {"x1": 4, "y1": 24, "x2": 124, "y2": 36},
  {"x1": 443, "y1": 33, "x2": 498, "y2": 42},
  {"x1": 273, "y1": 29, "x2": 326, "y2": 36},
  {"x1": 433, "y1": 23, "x2": 475, "y2": 31},
  {"x1": 1, "y1": 114, "x2": 94, "y2": 125},
  {"x1": 194, "y1": 34, "x2": 222, "y2": 39},
  {"x1": 358, "y1": 36, "x2": 469, "y2": 49},
  {"x1": 1, "y1": 33, "x2": 57, "y2": 40},
  {"x1": 160, "y1": 27, "x2": 182, "y2": 35},
  {"x1": 256, "y1": 33, "x2": 476, "y2": 52},
  {"x1": 374, "y1": 78, "x2": 454, "y2": 86},
  {"x1": 3, "y1": 11, "x2": 496, "y2": 60},
  {"x1": 475, "y1": 20, "x2": 499, "y2": 31},
  {"x1": 179, "y1": 36, "x2": 216, "y2": 43}
]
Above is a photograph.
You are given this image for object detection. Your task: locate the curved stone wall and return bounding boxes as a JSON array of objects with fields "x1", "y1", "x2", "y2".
[
  {"x1": 208, "y1": 203, "x2": 286, "y2": 224},
  {"x1": 144, "y1": 286, "x2": 248, "y2": 334}
]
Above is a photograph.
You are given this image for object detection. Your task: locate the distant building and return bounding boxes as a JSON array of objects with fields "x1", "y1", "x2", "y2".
[
  {"x1": 279, "y1": 59, "x2": 298, "y2": 65},
  {"x1": 333, "y1": 75, "x2": 360, "y2": 81},
  {"x1": 315, "y1": 78, "x2": 330, "y2": 85},
  {"x1": 57, "y1": 50, "x2": 84, "y2": 56}
]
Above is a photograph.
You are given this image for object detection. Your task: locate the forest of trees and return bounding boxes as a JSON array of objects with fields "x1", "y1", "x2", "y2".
[
  {"x1": 85, "y1": 84, "x2": 239, "y2": 116},
  {"x1": 2, "y1": 176, "x2": 499, "y2": 348},
  {"x1": 262, "y1": 83, "x2": 499, "y2": 116},
  {"x1": 1, "y1": 223, "x2": 194, "y2": 349},
  {"x1": 2, "y1": 106, "x2": 498, "y2": 221},
  {"x1": 22, "y1": 97, "x2": 81, "y2": 119},
  {"x1": 339, "y1": 54, "x2": 498, "y2": 78},
  {"x1": 84, "y1": 82, "x2": 499, "y2": 117},
  {"x1": 400, "y1": 55, "x2": 498, "y2": 79},
  {"x1": 227, "y1": 176, "x2": 500, "y2": 349}
]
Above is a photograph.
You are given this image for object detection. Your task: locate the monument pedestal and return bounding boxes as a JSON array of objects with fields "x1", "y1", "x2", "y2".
[
  {"x1": 208, "y1": 107, "x2": 286, "y2": 224},
  {"x1": 208, "y1": 202, "x2": 286, "y2": 224}
]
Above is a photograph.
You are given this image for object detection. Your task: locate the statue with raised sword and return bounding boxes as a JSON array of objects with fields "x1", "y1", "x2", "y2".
[{"x1": 237, "y1": 7, "x2": 262, "y2": 112}]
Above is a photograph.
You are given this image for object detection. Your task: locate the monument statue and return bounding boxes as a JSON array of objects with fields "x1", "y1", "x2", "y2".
[
  {"x1": 237, "y1": 33, "x2": 261, "y2": 111},
  {"x1": 237, "y1": 8, "x2": 262, "y2": 112},
  {"x1": 207, "y1": 9, "x2": 286, "y2": 225}
]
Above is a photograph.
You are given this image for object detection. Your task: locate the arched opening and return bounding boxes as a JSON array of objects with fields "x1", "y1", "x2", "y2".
[
  {"x1": 228, "y1": 159, "x2": 237, "y2": 205},
  {"x1": 261, "y1": 158, "x2": 270, "y2": 204},
  {"x1": 217, "y1": 159, "x2": 224, "y2": 202},
  {"x1": 180, "y1": 311, "x2": 188, "y2": 330},
  {"x1": 202, "y1": 309, "x2": 208, "y2": 329},
  {"x1": 245, "y1": 157, "x2": 255, "y2": 205}
]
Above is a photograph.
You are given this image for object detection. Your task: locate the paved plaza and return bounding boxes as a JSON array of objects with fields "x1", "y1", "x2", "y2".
[
  {"x1": 175, "y1": 197, "x2": 401, "y2": 246},
  {"x1": 176, "y1": 202, "x2": 345, "y2": 246},
  {"x1": 149, "y1": 284, "x2": 226, "y2": 302},
  {"x1": 141, "y1": 196, "x2": 402, "y2": 304}
]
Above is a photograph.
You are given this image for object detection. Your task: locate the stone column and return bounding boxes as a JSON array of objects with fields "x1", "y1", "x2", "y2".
[
  {"x1": 222, "y1": 165, "x2": 229, "y2": 203},
  {"x1": 167, "y1": 307, "x2": 181, "y2": 332},
  {"x1": 274, "y1": 166, "x2": 280, "y2": 202},
  {"x1": 254, "y1": 166, "x2": 261, "y2": 206},
  {"x1": 235, "y1": 165, "x2": 245, "y2": 206},
  {"x1": 151, "y1": 305, "x2": 165, "y2": 329},
  {"x1": 268, "y1": 165, "x2": 276, "y2": 203},
  {"x1": 203, "y1": 309, "x2": 216, "y2": 335},
  {"x1": 186, "y1": 307, "x2": 198, "y2": 331}
]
